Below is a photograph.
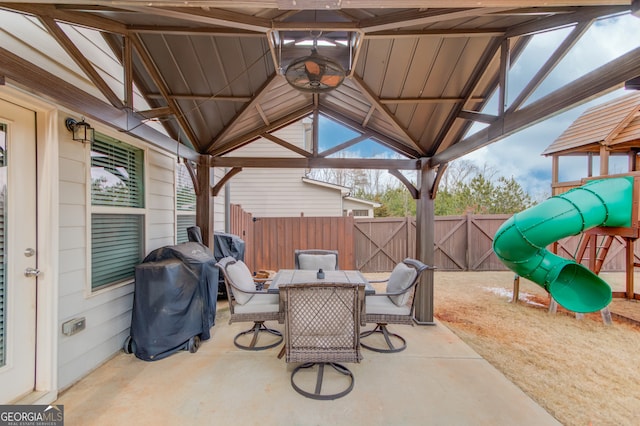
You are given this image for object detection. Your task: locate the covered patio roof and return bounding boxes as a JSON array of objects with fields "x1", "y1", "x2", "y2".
[
  {"x1": 1, "y1": 1, "x2": 639, "y2": 168},
  {"x1": 1, "y1": 1, "x2": 639, "y2": 322}
]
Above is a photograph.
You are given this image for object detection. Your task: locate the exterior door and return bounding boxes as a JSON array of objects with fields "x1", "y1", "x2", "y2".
[{"x1": 0, "y1": 98, "x2": 37, "y2": 403}]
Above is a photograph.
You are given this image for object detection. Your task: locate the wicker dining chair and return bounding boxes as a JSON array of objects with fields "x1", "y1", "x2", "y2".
[
  {"x1": 281, "y1": 282, "x2": 364, "y2": 400},
  {"x1": 360, "y1": 258, "x2": 433, "y2": 353},
  {"x1": 216, "y1": 257, "x2": 283, "y2": 351},
  {"x1": 294, "y1": 249, "x2": 339, "y2": 271}
]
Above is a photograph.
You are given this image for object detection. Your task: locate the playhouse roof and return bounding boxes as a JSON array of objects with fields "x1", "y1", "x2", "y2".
[{"x1": 543, "y1": 91, "x2": 640, "y2": 156}]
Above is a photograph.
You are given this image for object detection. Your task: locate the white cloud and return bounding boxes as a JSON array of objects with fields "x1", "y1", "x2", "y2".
[{"x1": 460, "y1": 13, "x2": 640, "y2": 201}]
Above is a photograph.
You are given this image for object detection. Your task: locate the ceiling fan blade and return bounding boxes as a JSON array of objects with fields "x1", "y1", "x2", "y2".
[
  {"x1": 320, "y1": 74, "x2": 342, "y2": 87},
  {"x1": 305, "y1": 60, "x2": 321, "y2": 76},
  {"x1": 291, "y1": 75, "x2": 310, "y2": 85}
]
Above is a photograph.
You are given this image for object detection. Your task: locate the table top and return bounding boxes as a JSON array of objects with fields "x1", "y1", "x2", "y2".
[{"x1": 267, "y1": 269, "x2": 374, "y2": 295}]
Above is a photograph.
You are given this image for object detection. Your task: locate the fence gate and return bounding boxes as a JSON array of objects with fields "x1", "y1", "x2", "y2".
[{"x1": 354, "y1": 217, "x2": 415, "y2": 272}]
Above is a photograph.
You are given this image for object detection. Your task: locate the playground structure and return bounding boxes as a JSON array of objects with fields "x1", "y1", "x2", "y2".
[
  {"x1": 495, "y1": 93, "x2": 640, "y2": 313},
  {"x1": 493, "y1": 175, "x2": 637, "y2": 313}
]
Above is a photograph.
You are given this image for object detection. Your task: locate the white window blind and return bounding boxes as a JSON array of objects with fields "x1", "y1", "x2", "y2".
[
  {"x1": 176, "y1": 163, "x2": 196, "y2": 244},
  {"x1": 91, "y1": 135, "x2": 145, "y2": 290}
]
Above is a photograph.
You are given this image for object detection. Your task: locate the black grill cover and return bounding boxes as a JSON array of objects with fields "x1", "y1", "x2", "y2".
[
  {"x1": 130, "y1": 242, "x2": 218, "y2": 361},
  {"x1": 213, "y1": 232, "x2": 245, "y2": 262},
  {"x1": 212, "y1": 232, "x2": 245, "y2": 298}
]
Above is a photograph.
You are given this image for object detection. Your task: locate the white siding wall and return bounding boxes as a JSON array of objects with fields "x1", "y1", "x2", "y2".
[
  {"x1": 148, "y1": 151, "x2": 176, "y2": 251},
  {"x1": 214, "y1": 168, "x2": 226, "y2": 232},
  {"x1": 229, "y1": 121, "x2": 344, "y2": 217},
  {"x1": 57, "y1": 117, "x2": 180, "y2": 390},
  {"x1": 343, "y1": 199, "x2": 375, "y2": 217}
]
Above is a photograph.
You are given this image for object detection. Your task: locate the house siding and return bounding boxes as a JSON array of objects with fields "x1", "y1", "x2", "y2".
[
  {"x1": 228, "y1": 121, "x2": 344, "y2": 217},
  {"x1": 343, "y1": 198, "x2": 376, "y2": 217},
  {"x1": 56, "y1": 116, "x2": 181, "y2": 390},
  {"x1": 214, "y1": 168, "x2": 226, "y2": 232}
]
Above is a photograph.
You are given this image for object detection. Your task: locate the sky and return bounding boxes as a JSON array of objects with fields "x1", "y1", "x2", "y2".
[
  {"x1": 318, "y1": 12, "x2": 640, "y2": 200},
  {"x1": 461, "y1": 12, "x2": 640, "y2": 199}
]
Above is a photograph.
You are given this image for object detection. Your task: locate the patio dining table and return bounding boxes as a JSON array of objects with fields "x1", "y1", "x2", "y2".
[{"x1": 267, "y1": 269, "x2": 374, "y2": 295}]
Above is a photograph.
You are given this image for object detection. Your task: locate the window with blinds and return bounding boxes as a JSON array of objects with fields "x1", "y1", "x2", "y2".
[
  {"x1": 176, "y1": 163, "x2": 196, "y2": 244},
  {"x1": 176, "y1": 215, "x2": 196, "y2": 244},
  {"x1": 91, "y1": 136, "x2": 144, "y2": 208},
  {"x1": 91, "y1": 135, "x2": 144, "y2": 290}
]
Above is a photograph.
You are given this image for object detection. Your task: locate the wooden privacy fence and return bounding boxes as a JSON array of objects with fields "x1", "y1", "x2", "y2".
[
  {"x1": 229, "y1": 205, "x2": 640, "y2": 273},
  {"x1": 230, "y1": 205, "x2": 355, "y2": 272}
]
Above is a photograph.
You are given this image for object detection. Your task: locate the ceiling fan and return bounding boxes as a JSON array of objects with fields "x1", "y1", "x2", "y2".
[{"x1": 285, "y1": 48, "x2": 346, "y2": 93}]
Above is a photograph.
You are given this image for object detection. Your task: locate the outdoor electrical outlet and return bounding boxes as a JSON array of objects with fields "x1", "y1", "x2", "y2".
[{"x1": 62, "y1": 317, "x2": 86, "y2": 336}]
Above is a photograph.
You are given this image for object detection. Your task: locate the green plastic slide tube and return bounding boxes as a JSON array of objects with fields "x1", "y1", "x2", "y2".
[{"x1": 493, "y1": 177, "x2": 633, "y2": 313}]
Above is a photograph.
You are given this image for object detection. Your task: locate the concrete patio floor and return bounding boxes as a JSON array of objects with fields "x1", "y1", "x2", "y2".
[{"x1": 54, "y1": 304, "x2": 560, "y2": 426}]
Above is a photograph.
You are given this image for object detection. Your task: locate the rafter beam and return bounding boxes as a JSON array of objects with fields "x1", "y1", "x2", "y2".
[
  {"x1": 430, "y1": 37, "x2": 503, "y2": 154},
  {"x1": 0, "y1": 45, "x2": 198, "y2": 160},
  {"x1": 22, "y1": 1, "x2": 631, "y2": 7},
  {"x1": 431, "y1": 45, "x2": 640, "y2": 166},
  {"x1": 380, "y1": 97, "x2": 485, "y2": 104},
  {"x1": 506, "y1": 5, "x2": 628, "y2": 37},
  {"x1": 137, "y1": 106, "x2": 173, "y2": 120},
  {"x1": 508, "y1": 19, "x2": 592, "y2": 112},
  {"x1": 109, "y1": 5, "x2": 271, "y2": 33},
  {"x1": 262, "y1": 133, "x2": 311, "y2": 158},
  {"x1": 128, "y1": 26, "x2": 261, "y2": 36},
  {"x1": 319, "y1": 106, "x2": 422, "y2": 159},
  {"x1": 129, "y1": 34, "x2": 201, "y2": 151},
  {"x1": 207, "y1": 74, "x2": 279, "y2": 152},
  {"x1": 209, "y1": 105, "x2": 315, "y2": 156},
  {"x1": 458, "y1": 111, "x2": 498, "y2": 124},
  {"x1": 38, "y1": 15, "x2": 124, "y2": 109},
  {"x1": 432, "y1": 35, "x2": 531, "y2": 156},
  {"x1": 320, "y1": 134, "x2": 370, "y2": 158},
  {"x1": 0, "y1": 3, "x2": 128, "y2": 33},
  {"x1": 365, "y1": 29, "x2": 505, "y2": 39},
  {"x1": 211, "y1": 156, "x2": 420, "y2": 170},
  {"x1": 351, "y1": 73, "x2": 423, "y2": 155},
  {"x1": 362, "y1": 106, "x2": 375, "y2": 128},
  {"x1": 123, "y1": 35, "x2": 133, "y2": 109},
  {"x1": 359, "y1": 8, "x2": 512, "y2": 33},
  {"x1": 146, "y1": 93, "x2": 253, "y2": 102}
]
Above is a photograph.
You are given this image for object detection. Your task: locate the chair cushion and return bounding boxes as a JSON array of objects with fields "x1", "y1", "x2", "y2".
[
  {"x1": 234, "y1": 293, "x2": 280, "y2": 314},
  {"x1": 386, "y1": 262, "x2": 418, "y2": 306},
  {"x1": 365, "y1": 295, "x2": 411, "y2": 316},
  {"x1": 225, "y1": 261, "x2": 255, "y2": 305},
  {"x1": 297, "y1": 253, "x2": 337, "y2": 271}
]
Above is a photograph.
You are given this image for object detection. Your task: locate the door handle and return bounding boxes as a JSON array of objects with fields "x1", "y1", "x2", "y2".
[{"x1": 24, "y1": 267, "x2": 41, "y2": 278}]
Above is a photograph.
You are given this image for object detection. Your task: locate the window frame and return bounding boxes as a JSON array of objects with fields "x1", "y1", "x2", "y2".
[
  {"x1": 86, "y1": 133, "x2": 147, "y2": 296},
  {"x1": 175, "y1": 162, "x2": 196, "y2": 245}
]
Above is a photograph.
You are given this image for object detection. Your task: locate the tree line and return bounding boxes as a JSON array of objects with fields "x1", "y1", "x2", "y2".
[{"x1": 309, "y1": 159, "x2": 538, "y2": 217}]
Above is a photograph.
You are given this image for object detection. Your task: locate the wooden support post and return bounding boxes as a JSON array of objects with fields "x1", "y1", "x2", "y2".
[
  {"x1": 414, "y1": 159, "x2": 435, "y2": 325},
  {"x1": 196, "y1": 155, "x2": 215, "y2": 248},
  {"x1": 625, "y1": 237, "x2": 635, "y2": 299},
  {"x1": 588, "y1": 234, "x2": 597, "y2": 272},
  {"x1": 512, "y1": 274, "x2": 520, "y2": 304}
]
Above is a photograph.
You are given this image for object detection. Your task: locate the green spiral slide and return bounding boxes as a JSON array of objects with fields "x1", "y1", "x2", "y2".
[{"x1": 493, "y1": 177, "x2": 634, "y2": 313}]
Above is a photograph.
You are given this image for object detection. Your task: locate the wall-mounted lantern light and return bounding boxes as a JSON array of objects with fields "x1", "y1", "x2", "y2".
[{"x1": 65, "y1": 117, "x2": 94, "y2": 144}]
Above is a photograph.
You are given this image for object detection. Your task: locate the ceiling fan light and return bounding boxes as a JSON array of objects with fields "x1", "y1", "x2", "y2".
[{"x1": 285, "y1": 49, "x2": 345, "y2": 93}]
